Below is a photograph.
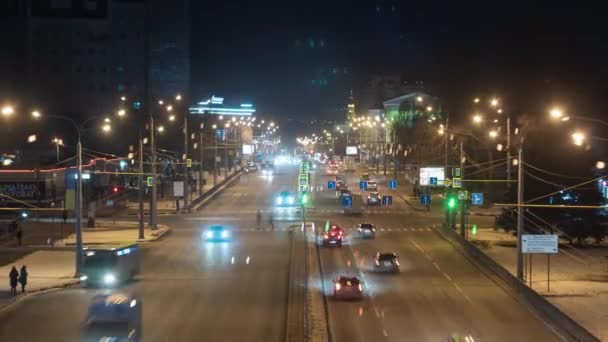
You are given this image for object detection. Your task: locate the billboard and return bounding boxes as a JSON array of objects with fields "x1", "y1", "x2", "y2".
[
  {"x1": 419, "y1": 167, "x2": 445, "y2": 186},
  {"x1": 346, "y1": 146, "x2": 358, "y2": 155},
  {"x1": 242, "y1": 144, "x2": 253, "y2": 154},
  {"x1": 0, "y1": 182, "x2": 45, "y2": 201}
]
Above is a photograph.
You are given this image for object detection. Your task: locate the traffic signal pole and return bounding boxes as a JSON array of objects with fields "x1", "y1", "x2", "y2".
[
  {"x1": 460, "y1": 141, "x2": 466, "y2": 238},
  {"x1": 138, "y1": 136, "x2": 145, "y2": 240},
  {"x1": 516, "y1": 142, "x2": 525, "y2": 280}
]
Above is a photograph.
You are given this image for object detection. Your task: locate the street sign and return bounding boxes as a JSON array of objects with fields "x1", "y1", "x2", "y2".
[
  {"x1": 522, "y1": 235, "x2": 558, "y2": 254},
  {"x1": 173, "y1": 181, "x2": 184, "y2": 197},
  {"x1": 444, "y1": 179, "x2": 452, "y2": 187},
  {"x1": 430, "y1": 177, "x2": 438, "y2": 185},
  {"x1": 452, "y1": 178, "x2": 462, "y2": 188},
  {"x1": 388, "y1": 179, "x2": 397, "y2": 190},
  {"x1": 471, "y1": 192, "x2": 483, "y2": 206},
  {"x1": 298, "y1": 184, "x2": 308, "y2": 192},
  {"x1": 342, "y1": 195, "x2": 353, "y2": 207},
  {"x1": 458, "y1": 190, "x2": 468, "y2": 200},
  {"x1": 299, "y1": 174, "x2": 308, "y2": 186},
  {"x1": 327, "y1": 181, "x2": 336, "y2": 190},
  {"x1": 146, "y1": 176, "x2": 154, "y2": 187},
  {"x1": 420, "y1": 195, "x2": 431, "y2": 206},
  {"x1": 186, "y1": 159, "x2": 192, "y2": 168},
  {"x1": 359, "y1": 181, "x2": 368, "y2": 190},
  {"x1": 452, "y1": 167, "x2": 461, "y2": 177},
  {"x1": 382, "y1": 196, "x2": 393, "y2": 206}
]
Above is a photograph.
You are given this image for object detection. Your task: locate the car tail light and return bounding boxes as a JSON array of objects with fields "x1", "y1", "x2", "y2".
[
  {"x1": 324, "y1": 234, "x2": 329, "y2": 239},
  {"x1": 335, "y1": 283, "x2": 341, "y2": 291},
  {"x1": 358, "y1": 284, "x2": 363, "y2": 291}
]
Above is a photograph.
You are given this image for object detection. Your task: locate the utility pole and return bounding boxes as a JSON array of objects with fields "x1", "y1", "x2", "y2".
[
  {"x1": 214, "y1": 131, "x2": 218, "y2": 186},
  {"x1": 75, "y1": 140, "x2": 83, "y2": 275},
  {"x1": 460, "y1": 141, "x2": 466, "y2": 238},
  {"x1": 138, "y1": 137, "x2": 144, "y2": 240},
  {"x1": 224, "y1": 128, "x2": 229, "y2": 178},
  {"x1": 444, "y1": 116, "x2": 449, "y2": 171},
  {"x1": 506, "y1": 115, "x2": 511, "y2": 188},
  {"x1": 516, "y1": 141, "x2": 525, "y2": 280},
  {"x1": 393, "y1": 127, "x2": 397, "y2": 179},
  {"x1": 183, "y1": 116, "x2": 188, "y2": 210},
  {"x1": 150, "y1": 116, "x2": 157, "y2": 229},
  {"x1": 199, "y1": 125, "x2": 204, "y2": 196}
]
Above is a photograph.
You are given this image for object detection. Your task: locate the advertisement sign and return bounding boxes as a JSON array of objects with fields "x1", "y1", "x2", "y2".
[
  {"x1": 242, "y1": 144, "x2": 253, "y2": 154},
  {"x1": 0, "y1": 182, "x2": 45, "y2": 200},
  {"x1": 419, "y1": 167, "x2": 445, "y2": 186},
  {"x1": 522, "y1": 235, "x2": 558, "y2": 254},
  {"x1": 346, "y1": 146, "x2": 358, "y2": 155},
  {"x1": 173, "y1": 181, "x2": 184, "y2": 197}
]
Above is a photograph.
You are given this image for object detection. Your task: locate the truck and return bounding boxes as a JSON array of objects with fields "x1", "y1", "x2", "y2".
[{"x1": 80, "y1": 243, "x2": 140, "y2": 287}]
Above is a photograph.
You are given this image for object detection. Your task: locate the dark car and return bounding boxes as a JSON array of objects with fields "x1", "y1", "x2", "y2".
[
  {"x1": 333, "y1": 276, "x2": 363, "y2": 300},
  {"x1": 357, "y1": 223, "x2": 376, "y2": 239},
  {"x1": 374, "y1": 252, "x2": 400, "y2": 273},
  {"x1": 322, "y1": 225, "x2": 344, "y2": 247},
  {"x1": 367, "y1": 191, "x2": 381, "y2": 206},
  {"x1": 338, "y1": 189, "x2": 351, "y2": 199}
]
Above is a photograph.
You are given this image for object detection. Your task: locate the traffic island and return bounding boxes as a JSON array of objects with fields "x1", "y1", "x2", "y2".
[
  {"x1": 63, "y1": 223, "x2": 171, "y2": 245},
  {"x1": 303, "y1": 222, "x2": 330, "y2": 342}
]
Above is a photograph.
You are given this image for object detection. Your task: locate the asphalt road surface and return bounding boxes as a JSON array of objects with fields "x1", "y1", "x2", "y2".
[
  {"x1": 311, "y1": 166, "x2": 563, "y2": 342},
  {"x1": 0, "y1": 163, "x2": 301, "y2": 342}
]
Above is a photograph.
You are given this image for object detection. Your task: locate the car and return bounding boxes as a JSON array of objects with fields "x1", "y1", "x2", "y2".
[
  {"x1": 245, "y1": 162, "x2": 257, "y2": 173},
  {"x1": 82, "y1": 293, "x2": 141, "y2": 341},
  {"x1": 322, "y1": 225, "x2": 344, "y2": 247},
  {"x1": 333, "y1": 175, "x2": 344, "y2": 182},
  {"x1": 360, "y1": 174, "x2": 371, "y2": 182},
  {"x1": 367, "y1": 191, "x2": 381, "y2": 205},
  {"x1": 366, "y1": 180, "x2": 378, "y2": 191},
  {"x1": 374, "y1": 252, "x2": 400, "y2": 273},
  {"x1": 333, "y1": 276, "x2": 363, "y2": 300},
  {"x1": 260, "y1": 163, "x2": 273, "y2": 176},
  {"x1": 336, "y1": 181, "x2": 348, "y2": 191},
  {"x1": 357, "y1": 223, "x2": 376, "y2": 239},
  {"x1": 203, "y1": 225, "x2": 231, "y2": 241},
  {"x1": 327, "y1": 167, "x2": 338, "y2": 176},
  {"x1": 275, "y1": 191, "x2": 296, "y2": 206}
]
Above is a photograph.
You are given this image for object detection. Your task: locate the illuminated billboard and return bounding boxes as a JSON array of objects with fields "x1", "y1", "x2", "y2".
[
  {"x1": 419, "y1": 167, "x2": 445, "y2": 186},
  {"x1": 346, "y1": 146, "x2": 358, "y2": 155}
]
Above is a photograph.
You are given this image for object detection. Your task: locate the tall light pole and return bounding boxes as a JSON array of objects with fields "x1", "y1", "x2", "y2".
[
  {"x1": 199, "y1": 122, "x2": 204, "y2": 196},
  {"x1": 516, "y1": 139, "x2": 525, "y2": 280},
  {"x1": 149, "y1": 114, "x2": 157, "y2": 228},
  {"x1": 138, "y1": 136, "x2": 145, "y2": 240}
]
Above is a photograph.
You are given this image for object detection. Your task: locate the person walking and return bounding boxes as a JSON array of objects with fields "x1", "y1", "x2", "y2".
[
  {"x1": 269, "y1": 213, "x2": 274, "y2": 230},
  {"x1": 18, "y1": 266, "x2": 28, "y2": 293},
  {"x1": 62, "y1": 209, "x2": 68, "y2": 224},
  {"x1": 16, "y1": 228, "x2": 23, "y2": 246},
  {"x1": 256, "y1": 210, "x2": 262, "y2": 229},
  {"x1": 9, "y1": 266, "x2": 19, "y2": 295}
]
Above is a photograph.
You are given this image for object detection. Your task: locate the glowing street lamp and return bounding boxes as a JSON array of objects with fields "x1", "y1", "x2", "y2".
[
  {"x1": 426, "y1": 106, "x2": 433, "y2": 112},
  {"x1": 490, "y1": 98, "x2": 499, "y2": 107},
  {"x1": 596, "y1": 161, "x2": 606, "y2": 169},
  {"x1": 1, "y1": 105, "x2": 15, "y2": 116},
  {"x1": 572, "y1": 131, "x2": 585, "y2": 146},
  {"x1": 473, "y1": 115, "x2": 483, "y2": 124},
  {"x1": 157, "y1": 125, "x2": 165, "y2": 133},
  {"x1": 169, "y1": 114, "x2": 176, "y2": 121},
  {"x1": 102, "y1": 124, "x2": 112, "y2": 132},
  {"x1": 117, "y1": 109, "x2": 126, "y2": 117},
  {"x1": 488, "y1": 130, "x2": 498, "y2": 138},
  {"x1": 175, "y1": 94, "x2": 182, "y2": 101},
  {"x1": 416, "y1": 96, "x2": 423, "y2": 102},
  {"x1": 549, "y1": 107, "x2": 564, "y2": 120},
  {"x1": 473, "y1": 97, "x2": 480, "y2": 104}
]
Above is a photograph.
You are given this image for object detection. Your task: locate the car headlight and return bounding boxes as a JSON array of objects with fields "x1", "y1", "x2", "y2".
[
  {"x1": 221, "y1": 231, "x2": 229, "y2": 238},
  {"x1": 103, "y1": 273, "x2": 116, "y2": 285},
  {"x1": 79, "y1": 275, "x2": 88, "y2": 281},
  {"x1": 276, "y1": 197, "x2": 283, "y2": 205},
  {"x1": 287, "y1": 196, "x2": 294, "y2": 204},
  {"x1": 205, "y1": 231, "x2": 214, "y2": 238}
]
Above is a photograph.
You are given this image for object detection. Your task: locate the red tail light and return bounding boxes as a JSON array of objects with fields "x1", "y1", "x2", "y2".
[
  {"x1": 335, "y1": 283, "x2": 341, "y2": 291},
  {"x1": 358, "y1": 284, "x2": 363, "y2": 291},
  {"x1": 324, "y1": 234, "x2": 329, "y2": 239}
]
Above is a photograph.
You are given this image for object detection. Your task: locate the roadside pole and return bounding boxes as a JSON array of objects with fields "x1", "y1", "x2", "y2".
[
  {"x1": 516, "y1": 141, "x2": 525, "y2": 280},
  {"x1": 183, "y1": 116, "x2": 189, "y2": 210},
  {"x1": 138, "y1": 137, "x2": 144, "y2": 240},
  {"x1": 199, "y1": 127, "x2": 204, "y2": 196},
  {"x1": 150, "y1": 115, "x2": 157, "y2": 229},
  {"x1": 460, "y1": 141, "x2": 466, "y2": 238}
]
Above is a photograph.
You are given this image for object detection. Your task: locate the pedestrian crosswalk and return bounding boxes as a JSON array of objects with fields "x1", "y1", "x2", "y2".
[
  {"x1": 190, "y1": 208, "x2": 408, "y2": 216},
  {"x1": 221, "y1": 226, "x2": 435, "y2": 233}
]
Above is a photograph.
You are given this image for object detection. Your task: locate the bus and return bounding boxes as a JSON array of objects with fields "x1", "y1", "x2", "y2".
[{"x1": 80, "y1": 243, "x2": 140, "y2": 287}]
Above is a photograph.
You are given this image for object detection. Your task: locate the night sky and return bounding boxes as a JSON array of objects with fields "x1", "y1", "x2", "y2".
[{"x1": 190, "y1": 1, "x2": 608, "y2": 124}]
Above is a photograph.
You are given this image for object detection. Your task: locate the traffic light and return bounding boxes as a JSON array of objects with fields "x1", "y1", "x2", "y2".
[
  {"x1": 472, "y1": 224, "x2": 478, "y2": 236},
  {"x1": 113, "y1": 186, "x2": 119, "y2": 193},
  {"x1": 300, "y1": 192, "x2": 309, "y2": 205},
  {"x1": 447, "y1": 196, "x2": 457, "y2": 209}
]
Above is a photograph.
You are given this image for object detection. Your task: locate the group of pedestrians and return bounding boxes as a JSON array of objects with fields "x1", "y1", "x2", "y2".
[{"x1": 8, "y1": 265, "x2": 28, "y2": 295}]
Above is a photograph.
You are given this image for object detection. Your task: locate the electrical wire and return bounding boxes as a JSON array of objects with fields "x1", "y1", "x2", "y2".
[
  {"x1": 524, "y1": 162, "x2": 592, "y2": 180},
  {"x1": 466, "y1": 161, "x2": 508, "y2": 177},
  {"x1": 525, "y1": 170, "x2": 569, "y2": 188},
  {"x1": 525, "y1": 175, "x2": 605, "y2": 204}
]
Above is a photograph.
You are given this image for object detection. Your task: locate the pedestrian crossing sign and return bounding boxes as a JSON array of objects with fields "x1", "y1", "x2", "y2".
[
  {"x1": 186, "y1": 159, "x2": 192, "y2": 168},
  {"x1": 146, "y1": 176, "x2": 154, "y2": 187}
]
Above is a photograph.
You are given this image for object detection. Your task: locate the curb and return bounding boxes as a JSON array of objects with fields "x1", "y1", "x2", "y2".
[
  {"x1": 63, "y1": 225, "x2": 172, "y2": 246},
  {"x1": 0, "y1": 279, "x2": 80, "y2": 313},
  {"x1": 190, "y1": 170, "x2": 244, "y2": 211}
]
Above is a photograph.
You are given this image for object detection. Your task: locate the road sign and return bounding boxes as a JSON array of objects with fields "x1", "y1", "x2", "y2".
[
  {"x1": 146, "y1": 176, "x2": 154, "y2": 187},
  {"x1": 342, "y1": 195, "x2": 353, "y2": 207},
  {"x1": 382, "y1": 196, "x2": 393, "y2": 206},
  {"x1": 452, "y1": 178, "x2": 462, "y2": 188},
  {"x1": 388, "y1": 179, "x2": 397, "y2": 190},
  {"x1": 471, "y1": 192, "x2": 483, "y2": 206},
  {"x1": 298, "y1": 184, "x2": 308, "y2": 192},
  {"x1": 444, "y1": 179, "x2": 452, "y2": 187},
  {"x1": 299, "y1": 174, "x2": 308, "y2": 186},
  {"x1": 173, "y1": 181, "x2": 184, "y2": 197},
  {"x1": 452, "y1": 167, "x2": 461, "y2": 177},
  {"x1": 522, "y1": 235, "x2": 558, "y2": 254},
  {"x1": 420, "y1": 195, "x2": 431, "y2": 206},
  {"x1": 327, "y1": 181, "x2": 336, "y2": 190},
  {"x1": 186, "y1": 159, "x2": 192, "y2": 168},
  {"x1": 430, "y1": 177, "x2": 438, "y2": 185},
  {"x1": 359, "y1": 181, "x2": 368, "y2": 190},
  {"x1": 458, "y1": 190, "x2": 468, "y2": 200}
]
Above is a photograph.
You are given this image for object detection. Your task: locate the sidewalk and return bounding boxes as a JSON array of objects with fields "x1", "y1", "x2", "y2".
[
  {"x1": 471, "y1": 227, "x2": 608, "y2": 340},
  {"x1": 125, "y1": 168, "x2": 235, "y2": 211},
  {"x1": 63, "y1": 222, "x2": 171, "y2": 245},
  {"x1": 0, "y1": 250, "x2": 78, "y2": 311}
]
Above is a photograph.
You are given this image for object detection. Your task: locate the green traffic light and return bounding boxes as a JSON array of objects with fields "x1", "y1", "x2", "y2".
[
  {"x1": 448, "y1": 197, "x2": 457, "y2": 209},
  {"x1": 301, "y1": 193, "x2": 308, "y2": 205}
]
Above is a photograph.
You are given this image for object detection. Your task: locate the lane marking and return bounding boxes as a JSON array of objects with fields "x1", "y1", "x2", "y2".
[
  {"x1": 433, "y1": 262, "x2": 441, "y2": 271},
  {"x1": 442, "y1": 272, "x2": 452, "y2": 281},
  {"x1": 382, "y1": 329, "x2": 389, "y2": 337}
]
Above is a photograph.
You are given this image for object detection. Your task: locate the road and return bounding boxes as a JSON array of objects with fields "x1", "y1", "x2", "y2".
[
  {"x1": 0, "y1": 163, "x2": 301, "y2": 341},
  {"x1": 311, "y1": 167, "x2": 563, "y2": 342}
]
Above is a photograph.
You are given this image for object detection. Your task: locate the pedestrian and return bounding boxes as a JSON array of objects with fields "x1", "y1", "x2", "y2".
[
  {"x1": 62, "y1": 209, "x2": 68, "y2": 224},
  {"x1": 9, "y1": 266, "x2": 18, "y2": 295},
  {"x1": 16, "y1": 228, "x2": 22, "y2": 246},
  {"x1": 256, "y1": 210, "x2": 262, "y2": 229},
  {"x1": 18, "y1": 266, "x2": 28, "y2": 293},
  {"x1": 269, "y1": 213, "x2": 274, "y2": 230}
]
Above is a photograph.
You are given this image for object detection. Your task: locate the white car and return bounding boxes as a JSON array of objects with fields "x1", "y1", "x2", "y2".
[{"x1": 366, "y1": 181, "x2": 378, "y2": 191}]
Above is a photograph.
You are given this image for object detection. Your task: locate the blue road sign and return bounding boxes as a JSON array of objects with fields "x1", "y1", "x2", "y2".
[
  {"x1": 327, "y1": 181, "x2": 336, "y2": 190},
  {"x1": 359, "y1": 181, "x2": 368, "y2": 190},
  {"x1": 420, "y1": 195, "x2": 431, "y2": 206},
  {"x1": 471, "y1": 192, "x2": 484, "y2": 206},
  {"x1": 430, "y1": 177, "x2": 438, "y2": 185},
  {"x1": 342, "y1": 195, "x2": 353, "y2": 207},
  {"x1": 388, "y1": 179, "x2": 397, "y2": 190},
  {"x1": 382, "y1": 196, "x2": 393, "y2": 206}
]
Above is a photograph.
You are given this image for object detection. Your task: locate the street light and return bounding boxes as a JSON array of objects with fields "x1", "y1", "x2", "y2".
[
  {"x1": 157, "y1": 125, "x2": 165, "y2": 133},
  {"x1": 32, "y1": 110, "x2": 41, "y2": 118},
  {"x1": 117, "y1": 109, "x2": 126, "y2": 117},
  {"x1": 102, "y1": 124, "x2": 111, "y2": 132},
  {"x1": 490, "y1": 98, "x2": 499, "y2": 107},
  {"x1": 169, "y1": 114, "x2": 176, "y2": 121},
  {"x1": 473, "y1": 97, "x2": 480, "y2": 103},
  {"x1": 1, "y1": 105, "x2": 15, "y2": 116},
  {"x1": 426, "y1": 106, "x2": 433, "y2": 112},
  {"x1": 572, "y1": 131, "x2": 585, "y2": 146},
  {"x1": 549, "y1": 107, "x2": 564, "y2": 120},
  {"x1": 176, "y1": 94, "x2": 182, "y2": 101},
  {"x1": 473, "y1": 115, "x2": 483, "y2": 124},
  {"x1": 488, "y1": 130, "x2": 498, "y2": 138},
  {"x1": 416, "y1": 96, "x2": 423, "y2": 102},
  {"x1": 596, "y1": 161, "x2": 606, "y2": 169}
]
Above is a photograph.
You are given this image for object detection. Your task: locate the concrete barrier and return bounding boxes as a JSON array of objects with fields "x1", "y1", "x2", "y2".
[
  {"x1": 285, "y1": 231, "x2": 307, "y2": 342},
  {"x1": 435, "y1": 224, "x2": 600, "y2": 342},
  {"x1": 188, "y1": 169, "x2": 244, "y2": 211}
]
